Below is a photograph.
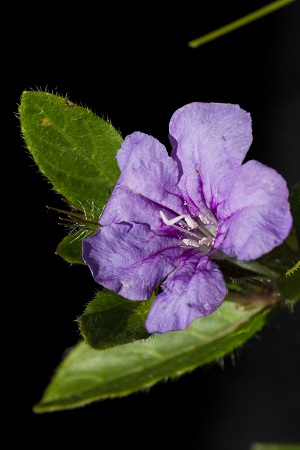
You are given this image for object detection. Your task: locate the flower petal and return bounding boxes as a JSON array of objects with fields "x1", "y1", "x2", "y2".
[
  {"x1": 216, "y1": 160, "x2": 293, "y2": 260},
  {"x1": 101, "y1": 132, "x2": 184, "y2": 226},
  {"x1": 145, "y1": 255, "x2": 227, "y2": 333},
  {"x1": 169, "y1": 102, "x2": 252, "y2": 213},
  {"x1": 100, "y1": 185, "x2": 166, "y2": 227},
  {"x1": 82, "y1": 222, "x2": 186, "y2": 300}
]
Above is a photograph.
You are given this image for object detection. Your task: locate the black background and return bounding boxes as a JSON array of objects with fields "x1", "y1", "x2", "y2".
[{"x1": 11, "y1": 1, "x2": 300, "y2": 449}]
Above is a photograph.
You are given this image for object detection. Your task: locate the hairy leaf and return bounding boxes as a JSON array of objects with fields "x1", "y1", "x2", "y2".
[{"x1": 19, "y1": 91, "x2": 122, "y2": 212}]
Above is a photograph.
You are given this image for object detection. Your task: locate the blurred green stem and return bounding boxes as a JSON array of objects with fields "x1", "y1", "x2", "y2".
[{"x1": 188, "y1": 0, "x2": 297, "y2": 48}]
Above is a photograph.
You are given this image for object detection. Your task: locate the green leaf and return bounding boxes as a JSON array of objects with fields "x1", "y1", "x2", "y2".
[
  {"x1": 278, "y1": 260, "x2": 300, "y2": 302},
  {"x1": 34, "y1": 295, "x2": 278, "y2": 412},
  {"x1": 56, "y1": 231, "x2": 93, "y2": 264},
  {"x1": 79, "y1": 289, "x2": 153, "y2": 349},
  {"x1": 18, "y1": 91, "x2": 122, "y2": 212}
]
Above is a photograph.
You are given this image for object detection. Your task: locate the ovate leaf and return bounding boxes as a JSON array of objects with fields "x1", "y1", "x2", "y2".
[
  {"x1": 34, "y1": 295, "x2": 278, "y2": 412},
  {"x1": 19, "y1": 91, "x2": 122, "y2": 212},
  {"x1": 79, "y1": 290, "x2": 153, "y2": 349}
]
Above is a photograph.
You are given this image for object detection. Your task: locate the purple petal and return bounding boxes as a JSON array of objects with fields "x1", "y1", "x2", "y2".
[
  {"x1": 215, "y1": 160, "x2": 293, "y2": 260},
  {"x1": 145, "y1": 255, "x2": 227, "y2": 333},
  {"x1": 100, "y1": 185, "x2": 167, "y2": 227},
  {"x1": 82, "y1": 222, "x2": 186, "y2": 300},
  {"x1": 101, "y1": 132, "x2": 184, "y2": 225},
  {"x1": 169, "y1": 102, "x2": 252, "y2": 213}
]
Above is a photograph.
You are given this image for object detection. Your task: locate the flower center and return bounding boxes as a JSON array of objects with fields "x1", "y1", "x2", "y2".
[{"x1": 159, "y1": 209, "x2": 219, "y2": 251}]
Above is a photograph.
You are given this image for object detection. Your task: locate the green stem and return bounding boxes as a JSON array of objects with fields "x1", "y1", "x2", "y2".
[{"x1": 188, "y1": 0, "x2": 297, "y2": 48}]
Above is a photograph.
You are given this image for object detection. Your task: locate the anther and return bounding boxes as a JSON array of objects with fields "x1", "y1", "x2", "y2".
[
  {"x1": 184, "y1": 216, "x2": 198, "y2": 229},
  {"x1": 182, "y1": 239, "x2": 200, "y2": 248},
  {"x1": 198, "y1": 236, "x2": 214, "y2": 246},
  {"x1": 199, "y1": 212, "x2": 211, "y2": 225}
]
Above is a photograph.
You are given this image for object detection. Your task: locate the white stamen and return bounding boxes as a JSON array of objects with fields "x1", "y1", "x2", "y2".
[
  {"x1": 198, "y1": 236, "x2": 214, "y2": 246},
  {"x1": 199, "y1": 212, "x2": 211, "y2": 225},
  {"x1": 184, "y1": 216, "x2": 198, "y2": 229},
  {"x1": 160, "y1": 211, "x2": 185, "y2": 226},
  {"x1": 182, "y1": 239, "x2": 200, "y2": 248}
]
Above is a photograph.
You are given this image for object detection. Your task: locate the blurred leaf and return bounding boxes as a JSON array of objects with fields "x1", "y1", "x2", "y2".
[
  {"x1": 290, "y1": 182, "x2": 300, "y2": 250},
  {"x1": 34, "y1": 295, "x2": 278, "y2": 412},
  {"x1": 285, "y1": 226, "x2": 299, "y2": 254},
  {"x1": 278, "y1": 260, "x2": 300, "y2": 302},
  {"x1": 219, "y1": 256, "x2": 281, "y2": 280},
  {"x1": 79, "y1": 289, "x2": 153, "y2": 349},
  {"x1": 19, "y1": 91, "x2": 122, "y2": 213},
  {"x1": 258, "y1": 241, "x2": 297, "y2": 275}
]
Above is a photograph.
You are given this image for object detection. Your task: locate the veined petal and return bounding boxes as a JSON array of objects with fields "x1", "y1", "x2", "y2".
[
  {"x1": 169, "y1": 102, "x2": 252, "y2": 213},
  {"x1": 216, "y1": 160, "x2": 293, "y2": 260},
  {"x1": 145, "y1": 255, "x2": 227, "y2": 333},
  {"x1": 100, "y1": 185, "x2": 166, "y2": 227},
  {"x1": 101, "y1": 132, "x2": 184, "y2": 225},
  {"x1": 82, "y1": 222, "x2": 186, "y2": 300}
]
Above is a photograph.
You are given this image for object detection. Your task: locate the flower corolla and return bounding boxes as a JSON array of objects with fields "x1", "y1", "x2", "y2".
[{"x1": 82, "y1": 103, "x2": 292, "y2": 333}]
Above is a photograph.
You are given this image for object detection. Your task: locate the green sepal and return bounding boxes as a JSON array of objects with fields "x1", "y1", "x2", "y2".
[
  {"x1": 46, "y1": 198, "x2": 100, "y2": 264},
  {"x1": 34, "y1": 294, "x2": 279, "y2": 413},
  {"x1": 79, "y1": 289, "x2": 153, "y2": 349},
  {"x1": 278, "y1": 260, "x2": 300, "y2": 302},
  {"x1": 18, "y1": 91, "x2": 122, "y2": 212}
]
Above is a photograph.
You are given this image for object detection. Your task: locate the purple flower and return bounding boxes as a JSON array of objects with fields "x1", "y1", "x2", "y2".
[{"x1": 82, "y1": 103, "x2": 292, "y2": 334}]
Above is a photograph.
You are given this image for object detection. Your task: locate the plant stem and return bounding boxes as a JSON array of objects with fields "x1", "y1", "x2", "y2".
[{"x1": 188, "y1": 0, "x2": 297, "y2": 48}]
